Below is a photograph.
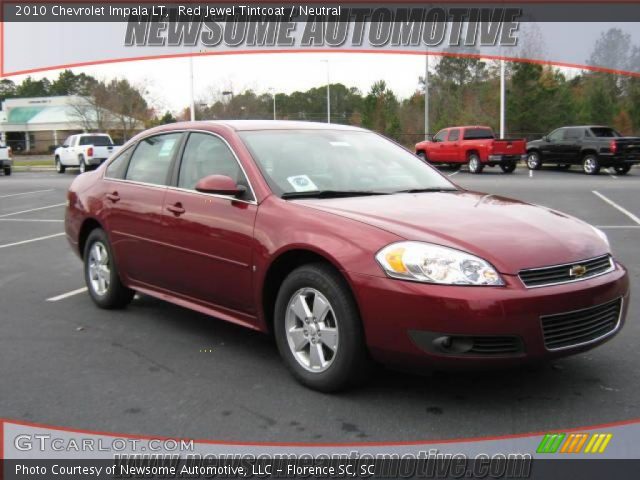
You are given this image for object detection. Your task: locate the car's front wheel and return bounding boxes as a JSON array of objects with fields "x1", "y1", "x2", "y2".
[
  {"x1": 84, "y1": 229, "x2": 134, "y2": 309},
  {"x1": 274, "y1": 264, "x2": 370, "y2": 392},
  {"x1": 78, "y1": 156, "x2": 87, "y2": 174},
  {"x1": 55, "y1": 156, "x2": 65, "y2": 174},
  {"x1": 3, "y1": 167, "x2": 11, "y2": 176},
  {"x1": 500, "y1": 163, "x2": 516, "y2": 174},
  {"x1": 527, "y1": 151, "x2": 542, "y2": 170},
  {"x1": 582, "y1": 154, "x2": 600, "y2": 175},
  {"x1": 417, "y1": 151, "x2": 428, "y2": 162},
  {"x1": 468, "y1": 154, "x2": 484, "y2": 174}
]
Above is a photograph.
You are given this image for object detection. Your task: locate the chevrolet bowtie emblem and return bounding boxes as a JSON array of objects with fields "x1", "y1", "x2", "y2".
[{"x1": 570, "y1": 265, "x2": 587, "y2": 277}]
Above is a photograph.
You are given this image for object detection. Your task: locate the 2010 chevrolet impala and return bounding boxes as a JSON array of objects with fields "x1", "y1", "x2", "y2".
[{"x1": 65, "y1": 121, "x2": 629, "y2": 391}]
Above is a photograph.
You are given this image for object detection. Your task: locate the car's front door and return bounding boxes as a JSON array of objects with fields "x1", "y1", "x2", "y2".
[
  {"x1": 160, "y1": 131, "x2": 258, "y2": 316},
  {"x1": 428, "y1": 130, "x2": 448, "y2": 162},
  {"x1": 102, "y1": 132, "x2": 183, "y2": 290},
  {"x1": 562, "y1": 127, "x2": 584, "y2": 162},
  {"x1": 540, "y1": 128, "x2": 565, "y2": 161},
  {"x1": 443, "y1": 129, "x2": 461, "y2": 162},
  {"x1": 60, "y1": 136, "x2": 75, "y2": 164}
]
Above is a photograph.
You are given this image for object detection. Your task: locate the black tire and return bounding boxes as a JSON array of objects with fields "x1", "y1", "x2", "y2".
[
  {"x1": 527, "y1": 151, "x2": 542, "y2": 170},
  {"x1": 557, "y1": 164, "x2": 571, "y2": 170},
  {"x1": 582, "y1": 154, "x2": 600, "y2": 175},
  {"x1": 274, "y1": 263, "x2": 371, "y2": 392},
  {"x1": 416, "y1": 151, "x2": 428, "y2": 162},
  {"x1": 3, "y1": 167, "x2": 11, "y2": 176},
  {"x1": 78, "y1": 156, "x2": 87, "y2": 174},
  {"x1": 500, "y1": 163, "x2": 516, "y2": 174},
  {"x1": 55, "y1": 156, "x2": 66, "y2": 174},
  {"x1": 468, "y1": 154, "x2": 484, "y2": 174},
  {"x1": 613, "y1": 165, "x2": 631, "y2": 175},
  {"x1": 83, "y1": 229, "x2": 134, "y2": 309}
]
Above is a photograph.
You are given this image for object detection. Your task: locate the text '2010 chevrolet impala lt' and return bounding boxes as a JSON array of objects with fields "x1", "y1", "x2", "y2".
[{"x1": 65, "y1": 121, "x2": 629, "y2": 391}]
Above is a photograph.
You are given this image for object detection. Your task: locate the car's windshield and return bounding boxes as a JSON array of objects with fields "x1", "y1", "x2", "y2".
[
  {"x1": 590, "y1": 127, "x2": 621, "y2": 138},
  {"x1": 79, "y1": 135, "x2": 113, "y2": 146},
  {"x1": 239, "y1": 129, "x2": 456, "y2": 197}
]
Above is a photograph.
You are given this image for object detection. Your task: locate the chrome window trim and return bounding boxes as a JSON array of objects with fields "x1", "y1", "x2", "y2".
[
  {"x1": 101, "y1": 129, "x2": 258, "y2": 205},
  {"x1": 518, "y1": 255, "x2": 615, "y2": 289},
  {"x1": 542, "y1": 297, "x2": 624, "y2": 352}
]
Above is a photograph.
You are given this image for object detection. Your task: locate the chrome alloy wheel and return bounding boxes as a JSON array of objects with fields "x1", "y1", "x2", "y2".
[
  {"x1": 285, "y1": 288, "x2": 339, "y2": 373},
  {"x1": 584, "y1": 157, "x2": 597, "y2": 174},
  {"x1": 88, "y1": 241, "x2": 110, "y2": 296}
]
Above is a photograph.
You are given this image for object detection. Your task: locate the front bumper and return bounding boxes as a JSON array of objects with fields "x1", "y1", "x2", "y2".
[{"x1": 349, "y1": 262, "x2": 629, "y2": 368}]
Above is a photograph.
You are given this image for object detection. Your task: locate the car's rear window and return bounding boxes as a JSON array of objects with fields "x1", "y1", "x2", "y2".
[
  {"x1": 463, "y1": 128, "x2": 494, "y2": 140},
  {"x1": 79, "y1": 135, "x2": 113, "y2": 146},
  {"x1": 590, "y1": 128, "x2": 621, "y2": 138}
]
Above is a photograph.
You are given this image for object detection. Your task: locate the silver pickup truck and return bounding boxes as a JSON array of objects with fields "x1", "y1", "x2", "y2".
[
  {"x1": 0, "y1": 144, "x2": 11, "y2": 176},
  {"x1": 54, "y1": 133, "x2": 121, "y2": 174}
]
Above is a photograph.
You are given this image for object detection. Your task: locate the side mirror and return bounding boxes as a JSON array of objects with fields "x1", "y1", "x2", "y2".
[
  {"x1": 195, "y1": 175, "x2": 246, "y2": 197},
  {"x1": 62, "y1": 144, "x2": 69, "y2": 148}
]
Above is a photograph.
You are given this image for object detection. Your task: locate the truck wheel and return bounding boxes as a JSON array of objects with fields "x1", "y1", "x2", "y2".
[
  {"x1": 417, "y1": 151, "x2": 428, "y2": 162},
  {"x1": 582, "y1": 154, "x2": 600, "y2": 175},
  {"x1": 500, "y1": 163, "x2": 516, "y2": 174},
  {"x1": 613, "y1": 165, "x2": 631, "y2": 175},
  {"x1": 468, "y1": 154, "x2": 484, "y2": 174},
  {"x1": 527, "y1": 152, "x2": 542, "y2": 170},
  {"x1": 274, "y1": 263, "x2": 371, "y2": 392},
  {"x1": 78, "y1": 156, "x2": 87, "y2": 174},
  {"x1": 55, "y1": 156, "x2": 66, "y2": 174}
]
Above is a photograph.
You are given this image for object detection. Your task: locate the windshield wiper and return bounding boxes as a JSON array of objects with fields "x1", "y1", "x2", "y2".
[
  {"x1": 392, "y1": 187, "x2": 459, "y2": 194},
  {"x1": 281, "y1": 190, "x2": 391, "y2": 199}
]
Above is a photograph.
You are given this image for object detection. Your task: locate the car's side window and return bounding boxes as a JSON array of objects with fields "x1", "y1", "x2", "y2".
[
  {"x1": 125, "y1": 133, "x2": 182, "y2": 185},
  {"x1": 448, "y1": 129, "x2": 460, "y2": 141},
  {"x1": 433, "y1": 130, "x2": 447, "y2": 142},
  {"x1": 564, "y1": 128, "x2": 582, "y2": 140},
  {"x1": 178, "y1": 133, "x2": 252, "y2": 199},
  {"x1": 548, "y1": 129, "x2": 564, "y2": 142},
  {"x1": 105, "y1": 145, "x2": 134, "y2": 180}
]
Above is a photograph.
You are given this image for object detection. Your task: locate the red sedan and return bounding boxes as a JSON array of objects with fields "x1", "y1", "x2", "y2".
[{"x1": 65, "y1": 121, "x2": 629, "y2": 391}]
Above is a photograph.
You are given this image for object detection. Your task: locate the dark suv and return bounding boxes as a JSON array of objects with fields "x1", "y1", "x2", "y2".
[{"x1": 526, "y1": 126, "x2": 640, "y2": 175}]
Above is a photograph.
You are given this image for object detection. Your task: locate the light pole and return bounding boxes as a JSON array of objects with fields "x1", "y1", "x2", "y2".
[
  {"x1": 321, "y1": 59, "x2": 330, "y2": 123},
  {"x1": 268, "y1": 88, "x2": 276, "y2": 120},
  {"x1": 499, "y1": 59, "x2": 506, "y2": 138},
  {"x1": 424, "y1": 53, "x2": 430, "y2": 140},
  {"x1": 189, "y1": 55, "x2": 195, "y2": 122}
]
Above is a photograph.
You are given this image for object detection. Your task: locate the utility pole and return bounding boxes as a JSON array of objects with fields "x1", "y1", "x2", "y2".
[
  {"x1": 269, "y1": 88, "x2": 276, "y2": 120},
  {"x1": 424, "y1": 54, "x2": 429, "y2": 140},
  {"x1": 322, "y1": 59, "x2": 331, "y2": 123},
  {"x1": 189, "y1": 55, "x2": 195, "y2": 122},
  {"x1": 500, "y1": 59, "x2": 505, "y2": 138}
]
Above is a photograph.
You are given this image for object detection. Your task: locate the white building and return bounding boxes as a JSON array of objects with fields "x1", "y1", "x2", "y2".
[{"x1": 0, "y1": 96, "x2": 144, "y2": 153}]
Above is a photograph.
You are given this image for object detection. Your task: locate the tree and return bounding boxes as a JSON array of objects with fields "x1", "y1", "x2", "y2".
[
  {"x1": 0, "y1": 79, "x2": 16, "y2": 104},
  {"x1": 362, "y1": 80, "x2": 401, "y2": 139},
  {"x1": 50, "y1": 70, "x2": 97, "y2": 96},
  {"x1": 14, "y1": 77, "x2": 51, "y2": 97}
]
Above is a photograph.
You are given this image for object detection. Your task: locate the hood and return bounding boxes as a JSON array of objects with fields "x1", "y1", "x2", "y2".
[{"x1": 294, "y1": 191, "x2": 609, "y2": 275}]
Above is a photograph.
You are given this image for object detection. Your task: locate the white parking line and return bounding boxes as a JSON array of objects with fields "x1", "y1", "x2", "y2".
[
  {"x1": 0, "y1": 218, "x2": 64, "y2": 223},
  {"x1": 0, "y1": 232, "x2": 65, "y2": 249},
  {"x1": 448, "y1": 170, "x2": 460, "y2": 177},
  {"x1": 593, "y1": 191, "x2": 640, "y2": 225},
  {"x1": 607, "y1": 168, "x2": 618, "y2": 180},
  {"x1": 47, "y1": 287, "x2": 88, "y2": 302},
  {"x1": 0, "y1": 203, "x2": 66, "y2": 218},
  {"x1": 0, "y1": 189, "x2": 54, "y2": 199}
]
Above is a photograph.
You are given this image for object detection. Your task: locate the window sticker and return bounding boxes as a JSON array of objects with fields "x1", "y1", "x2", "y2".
[
  {"x1": 158, "y1": 139, "x2": 177, "y2": 157},
  {"x1": 287, "y1": 175, "x2": 318, "y2": 192}
]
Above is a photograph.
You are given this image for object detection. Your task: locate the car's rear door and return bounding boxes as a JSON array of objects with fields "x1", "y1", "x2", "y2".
[
  {"x1": 160, "y1": 131, "x2": 258, "y2": 316},
  {"x1": 101, "y1": 132, "x2": 184, "y2": 289}
]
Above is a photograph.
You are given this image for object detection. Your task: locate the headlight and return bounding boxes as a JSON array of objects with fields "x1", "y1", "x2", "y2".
[
  {"x1": 375, "y1": 241, "x2": 504, "y2": 286},
  {"x1": 592, "y1": 226, "x2": 610, "y2": 248}
]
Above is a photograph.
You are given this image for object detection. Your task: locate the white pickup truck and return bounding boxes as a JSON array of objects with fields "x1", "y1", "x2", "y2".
[
  {"x1": 0, "y1": 144, "x2": 11, "y2": 176},
  {"x1": 54, "y1": 133, "x2": 121, "y2": 174}
]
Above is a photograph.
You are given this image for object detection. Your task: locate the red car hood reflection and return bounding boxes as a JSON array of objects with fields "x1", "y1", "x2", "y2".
[{"x1": 295, "y1": 191, "x2": 609, "y2": 275}]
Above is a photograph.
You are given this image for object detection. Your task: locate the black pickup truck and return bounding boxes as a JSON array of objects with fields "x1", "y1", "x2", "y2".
[{"x1": 526, "y1": 126, "x2": 640, "y2": 175}]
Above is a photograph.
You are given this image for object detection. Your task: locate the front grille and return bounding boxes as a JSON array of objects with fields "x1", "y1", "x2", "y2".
[
  {"x1": 519, "y1": 255, "x2": 614, "y2": 288},
  {"x1": 540, "y1": 298, "x2": 622, "y2": 350},
  {"x1": 467, "y1": 336, "x2": 523, "y2": 355}
]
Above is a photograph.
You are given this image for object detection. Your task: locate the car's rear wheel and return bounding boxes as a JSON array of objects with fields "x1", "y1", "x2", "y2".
[
  {"x1": 468, "y1": 154, "x2": 484, "y2": 174},
  {"x1": 527, "y1": 151, "x2": 542, "y2": 170},
  {"x1": 613, "y1": 165, "x2": 631, "y2": 175},
  {"x1": 84, "y1": 229, "x2": 134, "y2": 309},
  {"x1": 500, "y1": 163, "x2": 516, "y2": 174},
  {"x1": 582, "y1": 154, "x2": 600, "y2": 175},
  {"x1": 55, "y1": 156, "x2": 65, "y2": 174},
  {"x1": 78, "y1": 156, "x2": 86, "y2": 174},
  {"x1": 274, "y1": 263, "x2": 370, "y2": 392}
]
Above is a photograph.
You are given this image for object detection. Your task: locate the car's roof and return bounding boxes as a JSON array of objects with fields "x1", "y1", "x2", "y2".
[
  {"x1": 440, "y1": 125, "x2": 493, "y2": 130},
  {"x1": 555, "y1": 125, "x2": 612, "y2": 129},
  {"x1": 176, "y1": 120, "x2": 367, "y2": 132}
]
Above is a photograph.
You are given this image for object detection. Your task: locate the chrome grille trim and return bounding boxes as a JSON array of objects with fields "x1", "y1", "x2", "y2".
[{"x1": 519, "y1": 255, "x2": 614, "y2": 288}]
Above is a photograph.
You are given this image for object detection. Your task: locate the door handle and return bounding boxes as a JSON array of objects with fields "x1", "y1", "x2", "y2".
[
  {"x1": 166, "y1": 203, "x2": 186, "y2": 216},
  {"x1": 106, "y1": 192, "x2": 120, "y2": 203}
]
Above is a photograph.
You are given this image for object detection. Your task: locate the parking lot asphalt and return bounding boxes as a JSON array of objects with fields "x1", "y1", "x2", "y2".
[{"x1": 0, "y1": 166, "x2": 638, "y2": 442}]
